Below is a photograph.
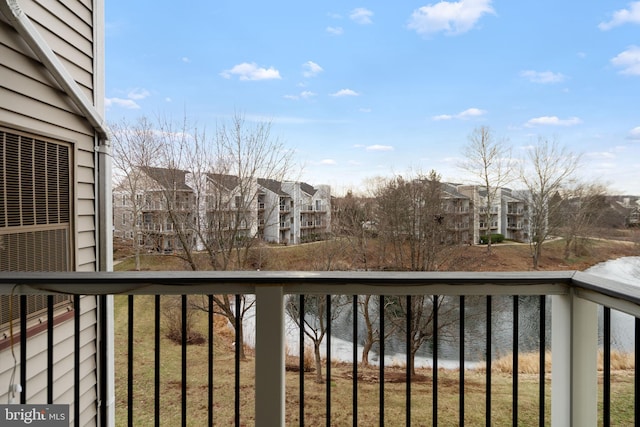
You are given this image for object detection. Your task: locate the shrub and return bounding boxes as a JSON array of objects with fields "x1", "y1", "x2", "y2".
[
  {"x1": 162, "y1": 296, "x2": 205, "y2": 345},
  {"x1": 479, "y1": 233, "x2": 504, "y2": 244}
]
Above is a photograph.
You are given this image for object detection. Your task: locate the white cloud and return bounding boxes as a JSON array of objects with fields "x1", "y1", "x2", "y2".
[
  {"x1": 330, "y1": 89, "x2": 360, "y2": 97},
  {"x1": 303, "y1": 61, "x2": 324, "y2": 78},
  {"x1": 525, "y1": 116, "x2": 582, "y2": 127},
  {"x1": 181, "y1": 57, "x2": 190, "y2": 63},
  {"x1": 220, "y1": 62, "x2": 282, "y2": 80},
  {"x1": 350, "y1": 8, "x2": 374, "y2": 25},
  {"x1": 432, "y1": 114, "x2": 453, "y2": 121},
  {"x1": 628, "y1": 126, "x2": 640, "y2": 140},
  {"x1": 366, "y1": 144, "x2": 393, "y2": 151},
  {"x1": 611, "y1": 46, "x2": 640, "y2": 75},
  {"x1": 320, "y1": 159, "x2": 337, "y2": 165},
  {"x1": 599, "y1": 1, "x2": 640, "y2": 30},
  {"x1": 326, "y1": 26, "x2": 344, "y2": 35},
  {"x1": 284, "y1": 91, "x2": 317, "y2": 100},
  {"x1": 407, "y1": 0, "x2": 494, "y2": 36},
  {"x1": 432, "y1": 107, "x2": 486, "y2": 120},
  {"x1": 359, "y1": 108, "x2": 372, "y2": 113},
  {"x1": 520, "y1": 70, "x2": 566, "y2": 84},
  {"x1": 165, "y1": 97, "x2": 172, "y2": 102},
  {"x1": 457, "y1": 107, "x2": 486, "y2": 118},
  {"x1": 105, "y1": 97, "x2": 140, "y2": 109},
  {"x1": 127, "y1": 88, "x2": 150, "y2": 100}
]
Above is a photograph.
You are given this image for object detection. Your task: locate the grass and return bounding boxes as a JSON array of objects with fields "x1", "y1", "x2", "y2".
[
  {"x1": 112, "y1": 237, "x2": 639, "y2": 425},
  {"x1": 113, "y1": 295, "x2": 636, "y2": 426},
  {"x1": 113, "y1": 234, "x2": 639, "y2": 273}
]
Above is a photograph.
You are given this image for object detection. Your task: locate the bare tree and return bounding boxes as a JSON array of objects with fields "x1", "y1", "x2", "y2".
[
  {"x1": 557, "y1": 182, "x2": 608, "y2": 259},
  {"x1": 459, "y1": 126, "x2": 514, "y2": 252},
  {"x1": 371, "y1": 170, "x2": 462, "y2": 373},
  {"x1": 520, "y1": 138, "x2": 581, "y2": 269},
  {"x1": 285, "y1": 294, "x2": 348, "y2": 383},
  {"x1": 384, "y1": 295, "x2": 459, "y2": 377},
  {"x1": 358, "y1": 295, "x2": 399, "y2": 366},
  {"x1": 375, "y1": 170, "x2": 450, "y2": 271},
  {"x1": 117, "y1": 113, "x2": 296, "y2": 360},
  {"x1": 109, "y1": 117, "x2": 163, "y2": 270},
  {"x1": 331, "y1": 191, "x2": 376, "y2": 270}
]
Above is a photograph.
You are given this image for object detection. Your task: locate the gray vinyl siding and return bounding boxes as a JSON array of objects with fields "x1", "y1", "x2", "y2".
[
  {"x1": 0, "y1": 0, "x2": 101, "y2": 423},
  {"x1": 0, "y1": 296, "x2": 98, "y2": 424}
]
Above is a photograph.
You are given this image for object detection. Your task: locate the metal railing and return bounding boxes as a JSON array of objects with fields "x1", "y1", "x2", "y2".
[{"x1": 1, "y1": 271, "x2": 639, "y2": 426}]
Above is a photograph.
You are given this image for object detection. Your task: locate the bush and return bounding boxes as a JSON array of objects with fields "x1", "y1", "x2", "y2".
[
  {"x1": 162, "y1": 296, "x2": 205, "y2": 345},
  {"x1": 479, "y1": 233, "x2": 504, "y2": 244}
]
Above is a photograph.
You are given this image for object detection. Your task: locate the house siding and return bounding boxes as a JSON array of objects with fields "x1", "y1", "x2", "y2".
[{"x1": 0, "y1": 0, "x2": 103, "y2": 424}]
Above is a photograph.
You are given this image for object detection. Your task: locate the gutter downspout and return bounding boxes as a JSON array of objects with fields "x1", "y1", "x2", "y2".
[{"x1": 0, "y1": 1, "x2": 114, "y2": 425}]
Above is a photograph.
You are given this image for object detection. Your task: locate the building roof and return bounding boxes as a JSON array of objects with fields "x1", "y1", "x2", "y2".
[
  {"x1": 300, "y1": 182, "x2": 317, "y2": 196},
  {"x1": 207, "y1": 173, "x2": 240, "y2": 191},
  {"x1": 141, "y1": 167, "x2": 192, "y2": 191},
  {"x1": 441, "y1": 183, "x2": 469, "y2": 199},
  {"x1": 258, "y1": 178, "x2": 289, "y2": 196}
]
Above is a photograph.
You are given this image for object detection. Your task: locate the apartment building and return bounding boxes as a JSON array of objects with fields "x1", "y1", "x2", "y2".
[
  {"x1": 113, "y1": 167, "x2": 196, "y2": 253},
  {"x1": 113, "y1": 168, "x2": 332, "y2": 249},
  {"x1": 456, "y1": 185, "x2": 528, "y2": 243},
  {"x1": 441, "y1": 183, "x2": 472, "y2": 244}
]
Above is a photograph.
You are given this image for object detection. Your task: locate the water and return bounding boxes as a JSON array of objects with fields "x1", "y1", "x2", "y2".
[
  {"x1": 242, "y1": 256, "x2": 640, "y2": 368},
  {"x1": 586, "y1": 256, "x2": 640, "y2": 352}
]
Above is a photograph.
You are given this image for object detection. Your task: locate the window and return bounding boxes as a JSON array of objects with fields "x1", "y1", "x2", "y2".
[{"x1": 0, "y1": 128, "x2": 73, "y2": 334}]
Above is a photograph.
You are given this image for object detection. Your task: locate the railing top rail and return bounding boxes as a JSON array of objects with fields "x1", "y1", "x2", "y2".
[
  {"x1": 572, "y1": 270, "x2": 640, "y2": 317},
  {"x1": 1, "y1": 270, "x2": 638, "y2": 313},
  {"x1": 0, "y1": 271, "x2": 576, "y2": 296}
]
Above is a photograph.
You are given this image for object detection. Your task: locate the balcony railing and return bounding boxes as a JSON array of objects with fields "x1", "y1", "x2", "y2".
[{"x1": 1, "y1": 271, "x2": 639, "y2": 426}]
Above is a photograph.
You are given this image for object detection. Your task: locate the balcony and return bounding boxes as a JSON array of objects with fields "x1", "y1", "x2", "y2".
[{"x1": 1, "y1": 271, "x2": 638, "y2": 426}]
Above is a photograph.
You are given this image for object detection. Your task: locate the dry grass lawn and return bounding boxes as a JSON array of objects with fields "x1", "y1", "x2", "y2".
[{"x1": 113, "y1": 236, "x2": 640, "y2": 425}]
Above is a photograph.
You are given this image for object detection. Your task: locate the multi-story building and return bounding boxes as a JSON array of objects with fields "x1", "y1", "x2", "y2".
[
  {"x1": 113, "y1": 168, "x2": 331, "y2": 249},
  {"x1": 501, "y1": 188, "x2": 528, "y2": 241},
  {"x1": 280, "y1": 182, "x2": 331, "y2": 244},
  {"x1": 441, "y1": 183, "x2": 472, "y2": 244},
  {"x1": 113, "y1": 167, "x2": 196, "y2": 253},
  {"x1": 456, "y1": 185, "x2": 529, "y2": 243}
]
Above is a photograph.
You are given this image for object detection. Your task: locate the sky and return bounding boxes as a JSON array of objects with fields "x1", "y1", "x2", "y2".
[{"x1": 105, "y1": 0, "x2": 640, "y2": 196}]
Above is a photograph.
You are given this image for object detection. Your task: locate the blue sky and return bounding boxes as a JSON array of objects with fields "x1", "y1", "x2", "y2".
[{"x1": 105, "y1": 0, "x2": 640, "y2": 195}]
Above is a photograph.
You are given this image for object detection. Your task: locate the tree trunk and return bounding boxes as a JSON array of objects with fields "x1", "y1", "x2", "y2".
[
  {"x1": 361, "y1": 340, "x2": 372, "y2": 367},
  {"x1": 410, "y1": 347, "x2": 419, "y2": 377},
  {"x1": 314, "y1": 341, "x2": 323, "y2": 383},
  {"x1": 361, "y1": 295, "x2": 374, "y2": 366},
  {"x1": 134, "y1": 235, "x2": 141, "y2": 271},
  {"x1": 532, "y1": 243, "x2": 541, "y2": 269}
]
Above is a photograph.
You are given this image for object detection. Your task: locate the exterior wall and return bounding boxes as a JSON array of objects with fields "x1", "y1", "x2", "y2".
[
  {"x1": 259, "y1": 189, "x2": 282, "y2": 243},
  {"x1": 457, "y1": 185, "x2": 528, "y2": 244},
  {"x1": 281, "y1": 181, "x2": 331, "y2": 245},
  {"x1": 0, "y1": 0, "x2": 103, "y2": 423},
  {"x1": 115, "y1": 175, "x2": 332, "y2": 246}
]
